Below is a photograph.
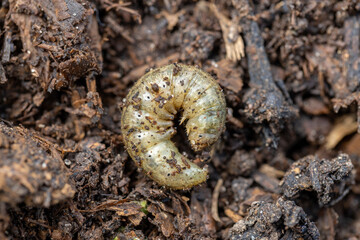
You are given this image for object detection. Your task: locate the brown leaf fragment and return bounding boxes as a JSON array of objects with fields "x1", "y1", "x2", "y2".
[
  {"x1": 170, "y1": 193, "x2": 191, "y2": 233},
  {"x1": 190, "y1": 188, "x2": 216, "y2": 238},
  {"x1": 128, "y1": 211, "x2": 146, "y2": 226},
  {"x1": 91, "y1": 199, "x2": 145, "y2": 218},
  {"x1": 148, "y1": 204, "x2": 175, "y2": 238},
  {"x1": 109, "y1": 202, "x2": 142, "y2": 217}
]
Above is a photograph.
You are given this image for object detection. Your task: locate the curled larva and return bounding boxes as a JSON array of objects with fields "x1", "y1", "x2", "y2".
[{"x1": 121, "y1": 63, "x2": 226, "y2": 189}]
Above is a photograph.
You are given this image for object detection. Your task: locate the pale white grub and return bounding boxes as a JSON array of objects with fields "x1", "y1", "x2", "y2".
[{"x1": 121, "y1": 63, "x2": 226, "y2": 189}]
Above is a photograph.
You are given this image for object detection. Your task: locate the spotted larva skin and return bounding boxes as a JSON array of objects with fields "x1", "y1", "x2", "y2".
[{"x1": 121, "y1": 63, "x2": 226, "y2": 189}]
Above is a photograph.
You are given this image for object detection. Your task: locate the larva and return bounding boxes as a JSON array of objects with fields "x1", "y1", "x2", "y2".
[{"x1": 121, "y1": 63, "x2": 226, "y2": 189}]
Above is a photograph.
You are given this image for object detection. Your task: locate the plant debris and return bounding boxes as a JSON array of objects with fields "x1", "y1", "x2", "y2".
[
  {"x1": 229, "y1": 197, "x2": 320, "y2": 240},
  {"x1": 280, "y1": 153, "x2": 354, "y2": 206},
  {"x1": 0, "y1": 121, "x2": 75, "y2": 207},
  {"x1": 233, "y1": 0, "x2": 298, "y2": 148},
  {"x1": 0, "y1": 0, "x2": 360, "y2": 239}
]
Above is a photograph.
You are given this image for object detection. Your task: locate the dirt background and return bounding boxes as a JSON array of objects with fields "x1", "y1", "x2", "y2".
[{"x1": 0, "y1": 0, "x2": 360, "y2": 239}]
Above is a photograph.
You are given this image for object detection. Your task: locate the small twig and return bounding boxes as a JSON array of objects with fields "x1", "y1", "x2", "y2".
[
  {"x1": 206, "y1": 2, "x2": 244, "y2": 62},
  {"x1": 0, "y1": 63, "x2": 7, "y2": 84},
  {"x1": 156, "y1": 9, "x2": 186, "y2": 31},
  {"x1": 26, "y1": 218, "x2": 54, "y2": 230},
  {"x1": 105, "y1": 15, "x2": 135, "y2": 43},
  {"x1": 103, "y1": 1, "x2": 142, "y2": 23},
  {"x1": 231, "y1": 0, "x2": 297, "y2": 147},
  {"x1": 211, "y1": 178, "x2": 223, "y2": 223}
]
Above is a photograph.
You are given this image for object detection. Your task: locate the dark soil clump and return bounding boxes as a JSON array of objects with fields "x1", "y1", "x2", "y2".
[{"x1": 1, "y1": 0, "x2": 360, "y2": 239}]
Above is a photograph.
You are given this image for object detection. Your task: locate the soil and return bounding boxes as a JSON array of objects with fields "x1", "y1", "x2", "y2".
[{"x1": 0, "y1": 0, "x2": 360, "y2": 239}]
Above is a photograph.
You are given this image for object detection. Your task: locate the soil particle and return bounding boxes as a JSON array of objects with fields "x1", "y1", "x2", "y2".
[
  {"x1": 229, "y1": 197, "x2": 320, "y2": 240},
  {"x1": 280, "y1": 153, "x2": 354, "y2": 206},
  {"x1": 1, "y1": 0, "x2": 360, "y2": 239},
  {"x1": 0, "y1": 121, "x2": 75, "y2": 207}
]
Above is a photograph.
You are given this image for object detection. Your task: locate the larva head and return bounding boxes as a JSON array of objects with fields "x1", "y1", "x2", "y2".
[
  {"x1": 185, "y1": 99, "x2": 226, "y2": 152},
  {"x1": 187, "y1": 109, "x2": 226, "y2": 151},
  {"x1": 188, "y1": 132, "x2": 219, "y2": 152}
]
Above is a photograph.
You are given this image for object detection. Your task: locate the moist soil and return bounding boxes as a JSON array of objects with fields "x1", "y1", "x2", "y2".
[{"x1": 0, "y1": 0, "x2": 360, "y2": 239}]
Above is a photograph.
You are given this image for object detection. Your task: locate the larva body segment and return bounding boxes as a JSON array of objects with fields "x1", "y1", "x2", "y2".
[{"x1": 121, "y1": 63, "x2": 226, "y2": 189}]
